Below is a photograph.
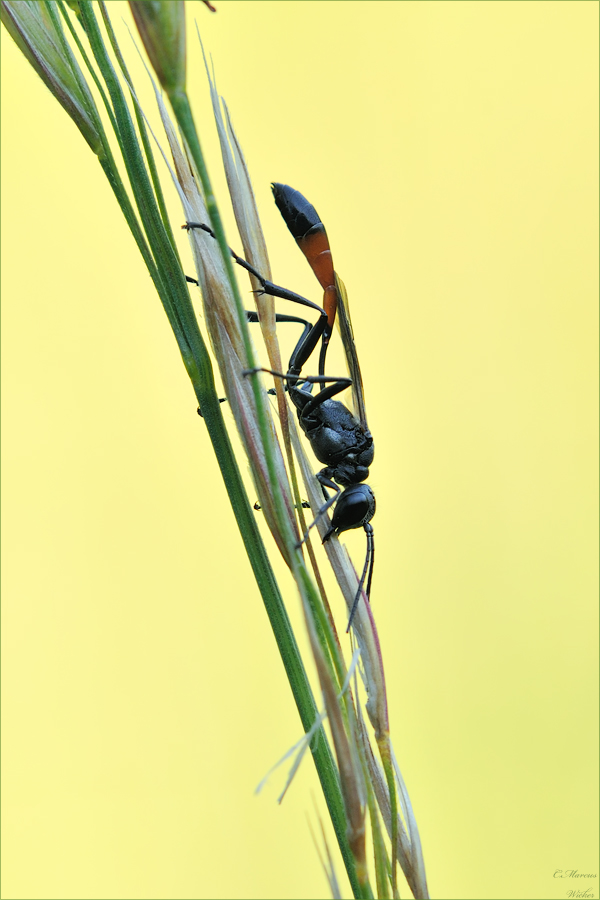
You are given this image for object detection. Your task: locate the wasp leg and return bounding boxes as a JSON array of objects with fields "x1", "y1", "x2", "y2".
[
  {"x1": 197, "y1": 399, "x2": 226, "y2": 418},
  {"x1": 293, "y1": 472, "x2": 340, "y2": 548},
  {"x1": 183, "y1": 222, "x2": 329, "y2": 376}
]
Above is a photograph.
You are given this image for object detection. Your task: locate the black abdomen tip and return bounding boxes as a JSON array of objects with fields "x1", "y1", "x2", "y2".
[{"x1": 271, "y1": 183, "x2": 322, "y2": 240}]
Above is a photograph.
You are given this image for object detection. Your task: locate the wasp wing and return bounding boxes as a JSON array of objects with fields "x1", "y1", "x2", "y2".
[{"x1": 335, "y1": 272, "x2": 368, "y2": 431}]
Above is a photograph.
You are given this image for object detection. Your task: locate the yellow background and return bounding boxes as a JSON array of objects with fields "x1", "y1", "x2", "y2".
[{"x1": 2, "y1": 2, "x2": 598, "y2": 898}]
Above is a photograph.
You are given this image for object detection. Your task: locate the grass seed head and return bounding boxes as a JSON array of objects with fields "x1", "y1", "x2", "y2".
[
  {"x1": 1, "y1": 0, "x2": 101, "y2": 153},
  {"x1": 129, "y1": 0, "x2": 186, "y2": 95}
]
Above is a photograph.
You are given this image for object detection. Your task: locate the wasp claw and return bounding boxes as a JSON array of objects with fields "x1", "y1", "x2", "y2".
[{"x1": 197, "y1": 398, "x2": 227, "y2": 416}]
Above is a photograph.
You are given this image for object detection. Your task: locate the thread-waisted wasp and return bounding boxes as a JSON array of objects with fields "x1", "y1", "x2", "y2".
[{"x1": 185, "y1": 185, "x2": 375, "y2": 630}]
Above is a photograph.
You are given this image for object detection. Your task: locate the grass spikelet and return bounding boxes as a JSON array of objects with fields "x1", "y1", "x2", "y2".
[{"x1": 2, "y1": 4, "x2": 431, "y2": 897}]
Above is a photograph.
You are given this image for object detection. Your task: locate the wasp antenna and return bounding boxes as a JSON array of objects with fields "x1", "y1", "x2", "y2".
[{"x1": 346, "y1": 525, "x2": 374, "y2": 632}]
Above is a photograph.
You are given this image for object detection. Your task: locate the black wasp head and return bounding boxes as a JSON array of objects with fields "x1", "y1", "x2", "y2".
[{"x1": 323, "y1": 484, "x2": 376, "y2": 542}]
